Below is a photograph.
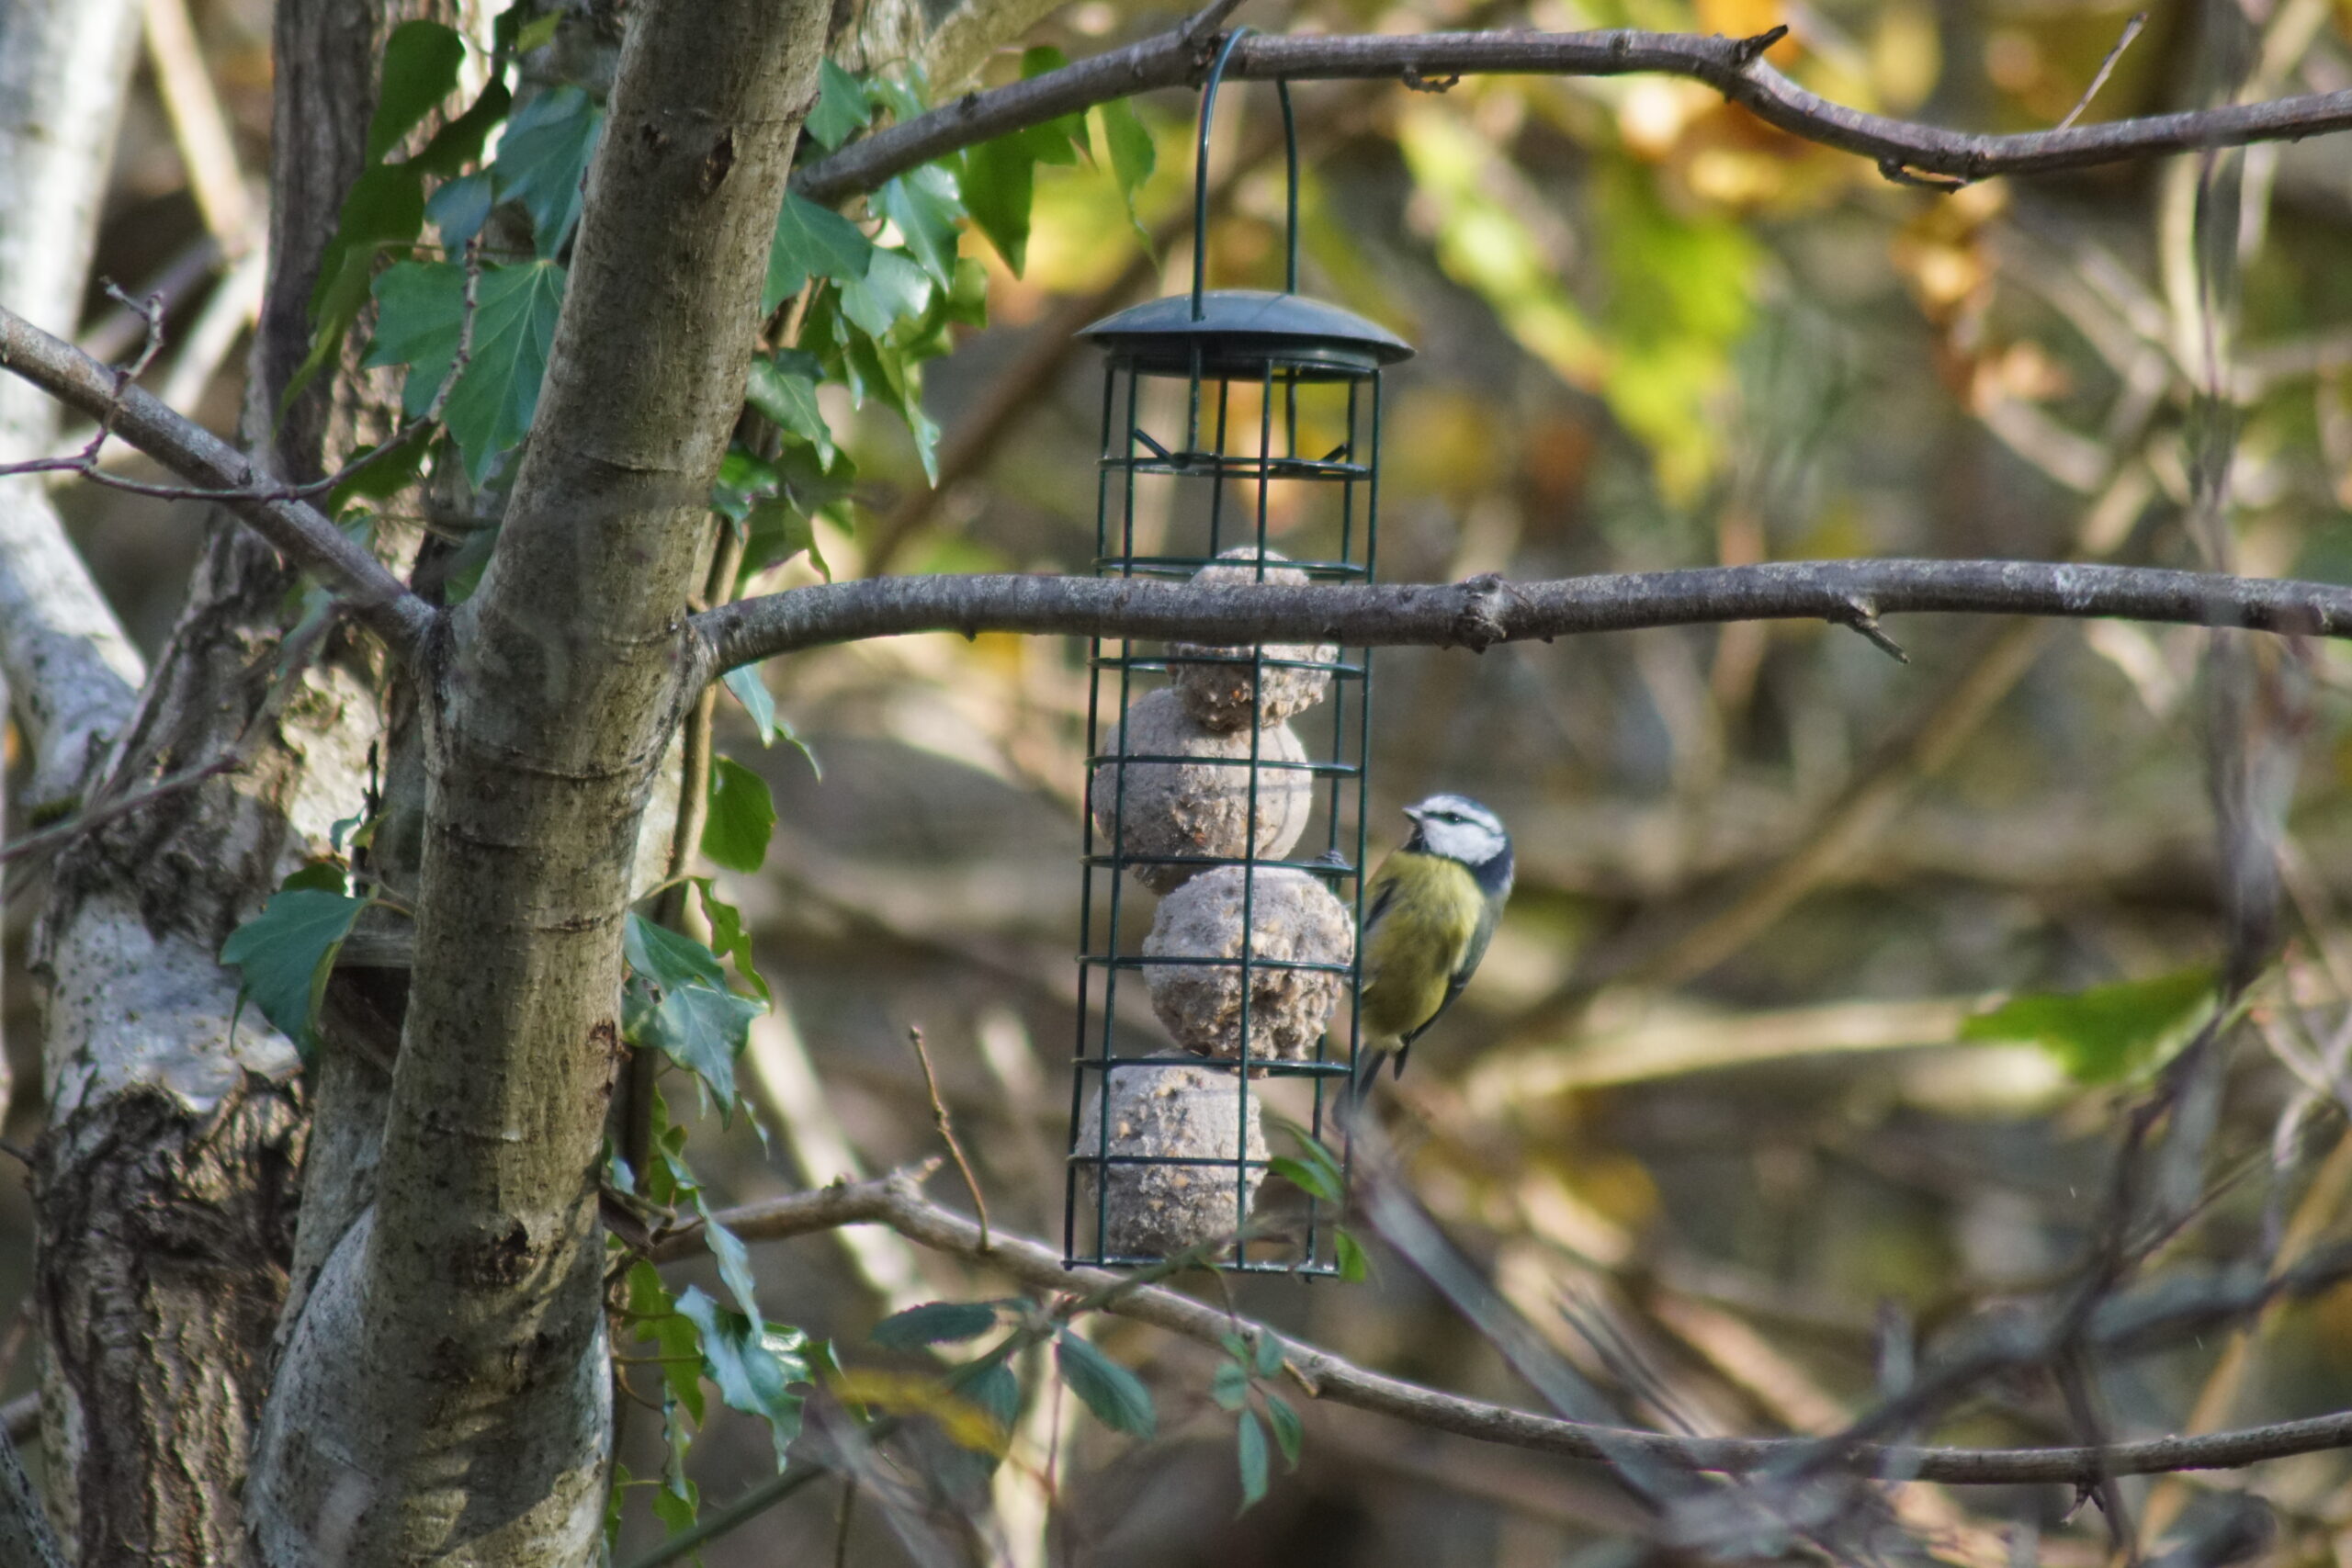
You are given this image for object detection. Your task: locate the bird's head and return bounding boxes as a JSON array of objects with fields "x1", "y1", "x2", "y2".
[{"x1": 1403, "y1": 794, "x2": 1510, "y2": 870}]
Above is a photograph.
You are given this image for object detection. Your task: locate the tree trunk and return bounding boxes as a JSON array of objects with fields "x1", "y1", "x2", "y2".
[{"x1": 30, "y1": 2, "x2": 448, "y2": 1560}]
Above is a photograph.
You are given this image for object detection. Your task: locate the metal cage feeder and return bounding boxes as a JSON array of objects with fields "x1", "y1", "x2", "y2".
[{"x1": 1065, "y1": 35, "x2": 1414, "y2": 1274}]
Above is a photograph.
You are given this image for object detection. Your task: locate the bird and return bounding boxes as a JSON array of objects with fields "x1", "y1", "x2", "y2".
[{"x1": 1351, "y1": 793, "x2": 1513, "y2": 1091}]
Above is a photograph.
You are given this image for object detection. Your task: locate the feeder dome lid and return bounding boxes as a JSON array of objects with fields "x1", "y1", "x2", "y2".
[{"x1": 1081, "y1": 289, "x2": 1414, "y2": 379}]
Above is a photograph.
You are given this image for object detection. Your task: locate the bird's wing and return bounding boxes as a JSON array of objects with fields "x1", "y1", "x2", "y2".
[{"x1": 1400, "y1": 892, "x2": 1499, "y2": 1048}]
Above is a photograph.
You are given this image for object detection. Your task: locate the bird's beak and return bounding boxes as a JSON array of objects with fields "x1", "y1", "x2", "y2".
[{"x1": 1402, "y1": 805, "x2": 1426, "y2": 823}]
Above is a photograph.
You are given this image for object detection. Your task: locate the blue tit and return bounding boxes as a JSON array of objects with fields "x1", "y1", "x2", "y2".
[{"x1": 1351, "y1": 794, "x2": 1513, "y2": 1090}]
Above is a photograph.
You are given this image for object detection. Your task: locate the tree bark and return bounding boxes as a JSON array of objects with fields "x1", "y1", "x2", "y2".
[
  {"x1": 29, "y1": 2, "x2": 449, "y2": 1561},
  {"x1": 245, "y1": 3, "x2": 829, "y2": 1562}
]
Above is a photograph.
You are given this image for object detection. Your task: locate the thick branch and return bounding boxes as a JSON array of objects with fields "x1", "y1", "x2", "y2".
[
  {"x1": 697, "y1": 560, "x2": 2352, "y2": 676},
  {"x1": 0, "y1": 303, "x2": 433, "y2": 660},
  {"x1": 791, "y1": 25, "x2": 2352, "y2": 205},
  {"x1": 663, "y1": 1173, "x2": 2352, "y2": 1487}
]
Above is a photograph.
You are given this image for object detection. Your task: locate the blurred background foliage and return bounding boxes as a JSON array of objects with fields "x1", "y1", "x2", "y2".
[{"x1": 8, "y1": 0, "x2": 2352, "y2": 1561}]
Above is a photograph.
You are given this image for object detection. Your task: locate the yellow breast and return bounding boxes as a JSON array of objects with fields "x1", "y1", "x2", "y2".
[{"x1": 1359, "y1": 852, "x2": 1481, "y2": 1041}]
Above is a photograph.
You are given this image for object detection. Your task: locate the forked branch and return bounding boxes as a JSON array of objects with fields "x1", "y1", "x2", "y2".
[{"x1": 791, "y1": 23, "x2": 2352, "y2": 205}]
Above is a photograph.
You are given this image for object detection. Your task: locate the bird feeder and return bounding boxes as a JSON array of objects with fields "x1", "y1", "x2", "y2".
[{"x1": 1066, "y1": 34, "x2": 1412, "y2": 1273}]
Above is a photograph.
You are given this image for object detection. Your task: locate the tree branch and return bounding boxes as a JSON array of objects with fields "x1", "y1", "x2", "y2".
[
  {"x1": 0, "y1": 302, "x2": 434, "y2": 661},
  {"x1": 697, "y1": 560, "x2": 2352, "y2": 677},
  {"x1": 789, "y1": 24, "x2": 2352, "y2": 206},
  {"x1": 660, "y1": 1171, "x2": 2352, "y2": 1487}
]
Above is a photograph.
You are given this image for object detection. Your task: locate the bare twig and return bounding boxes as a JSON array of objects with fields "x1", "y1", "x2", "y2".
[
  {"x1": 2057, "y1": 12, "x2": 2149, "y2": 132},
  {"x1": 654, "y1": 1170, "x2": 2352, "y2": 1486},
  {"x1": 0, "y1": 302, "x2": 433, "y2": 658},
  {"x1": 700, "y1": 560, "x2": 2352, "y2": 679},
  {"x1": 907, "y1": 1026, "x2": 989, "y2": 1250},
  {"x1": 790, "y1": 24, "x2": 2352, "y2": 206}
]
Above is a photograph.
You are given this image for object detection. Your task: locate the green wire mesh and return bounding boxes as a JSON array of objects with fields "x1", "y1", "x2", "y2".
[{"x1": 1064, "y1": 46, "x2": 1412, "y2": 1274}]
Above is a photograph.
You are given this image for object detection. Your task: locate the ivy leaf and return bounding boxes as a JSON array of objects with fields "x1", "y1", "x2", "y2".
[
  {"x1": 1962, "y1": 967, "x2": 2220, "y2": 1085},
  {"x1": 765, "y1": 193, "x2": 874, "y2": 314},
  {"x1": 367, "y1": 20, "x2": 467, "y2": 163},
  {"x1": 629, "y1": 1259, "x2": 706, "y2": 1419},
  {"x1": 1334, "y1": 1227, "x2": 1369, "y2": 1283},
  {"x1": 492, "y1": 85, "x2": 604, "y2": 256},
  {"x1": 836, "y1": 246, "x2": 933, "y2": 339},
  {"x1": 875, "y1": 164, "x2": 963, "y2": 286},
  {"x1": 701, "y1": 755, "x2": 775, "y2": 874},
  {"x1": 648, "y1": 984, "x2": 761, "y2": 1107},
  {"x1": 692, "y1": 876, "x2": 771, "y2": 1007},
  {"x1": 872, "y1": 1300, "x2": 1004, "y2": 1348},
  {"x1": 723, "y1": 666, "x2": 778, "y2": 747},
  {"x1": 1095, "y1": 96, "x2": 1156, "y2": 245},
  {"x1": 288, "y1": 164, "x2": 425, "y2": 410},
  {"x1": 673, "y1": 1286, "x2": 809, "y2": 1469},
  {"x1": 220, "y1": 887, "x2": 370, "y2": 1055},
  {"x1": 1267, "y1": 1156, "x2": 1342, "y2": 1204},
  {"x1": 742, "y1": 501, "x2": 823, "y2": 583},
  {"x1": 625, "y1": 910, "x2": 729, "y2": 993},
  {"x1": 695, "y1": 1191, "x2": 763, "y2": 1322},
  {"x1": 806, "y1": 59, "x2": 873, "y2": 151},
  {"x1": 1054, "y1": 1329, "x2": 1155, "y2": 1438},
  {"x1": 1235, "y1": 1409, "x2": 1269, "y2": 1512},
  {"x1": 425, "y1": 169, "x2": 494, "y2": 248},
  {"x1": 960, "y1": 135, "x2": 1035, "y2": 277},
  {"x1": 411, "y1": 79, "x2": 513, "y2": 177},
  {"x1": 1016, "y1": 48, "x2": 1086, "y2": 164},
  {"x1": 1263, "y1": 1392, "x2": 1304, "y2": 1469},
  {"x1": 444, "y1": 259, "x2": 566, "y2": 483},
  {"x1": 365, "y1": 259, "x2": 466, "y2": 412},
  {"x1": 744, "y1": 357, "x2": 835, "y2": 465}
]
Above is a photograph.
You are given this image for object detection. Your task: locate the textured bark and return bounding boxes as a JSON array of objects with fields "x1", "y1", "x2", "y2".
[
  {"x1": 245, "y1": 3, "x2": 829, "y2": 1562},
  {"x1": 0, "y1": 0, "x2": 147, "y2": 811},
  {"x1": 28, "y1": 2, "x2": 451, "y2": 1561}
]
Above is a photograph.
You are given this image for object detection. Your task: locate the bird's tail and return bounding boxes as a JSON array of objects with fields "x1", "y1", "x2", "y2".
[{"x1": 1348, "y1": 1042, "x2": 1408, "y2": 1100}]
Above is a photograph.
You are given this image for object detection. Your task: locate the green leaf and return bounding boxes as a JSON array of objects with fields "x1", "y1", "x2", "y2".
[
  {"x1": 874, "y1": 1300, "x2": 1003, "y2": 1348},
  {"x1": 327, "y1": 429, "x2": 434, "y2": 513},
  {"x1": 425, "y1": 169, "x2": 494, "y2": 248},
  {"x1": 364, "y1": 258, "x2": 466, "y2": 412},
  {"x1": 1095, "y1": 97, "x2": 1156, "y2": 245},
  {"x1": 1262, "y1": 1392, "x2": 1304, "y2": 1469},
  {"x1": 649, "y1": 984, "x2": 762, "y2": 1107},
  {"x1": 741, "y1": 500, "x2": 822, "y2": 583},
  {"x1": 723, "y1": 666, "x2": 778, "y2": 746},
  {"x1": 629, "y1": 1259, "x2": 706, "y2": 1419},
  {"x1": 220, "y1": 887, "x2": 370, "y2": 1053},
  {"x1": 875, "y1": 164, "x2": 963, "y2": 286},
  {"x1": 693, "y1": 876, "x2": 771, "y2": 1006},
  {"x1": 806, "y1": 59, "x2": 873, "y2": 151},
  {"x1": 368, "y1": 20, "x2": 467, "y2": 163},
  {"x1": 411, "y1": 78, "x2": 512, "y2": 177},
  {"x1": 288, "y1": 163, "x2": 426, "y2": 410},
  {"x1": 511, "y1": 10, "x2": 562, "y2": 55},
  {"x1": 744, "y1": 358, "x2": 834, "y2": 465},
  {"x1": 1054, "y1": 1328, "x2": 1155, "y2": 1438},
  {"x1": 1209, "y1": 1359, "x2": 1250, "y2": 1412},
  {"x1": 838, "y1": 246, "x2": 933, "y2": 338},
  {"x1": 1961, "y1": 967, "x2": 2221, "y2": 1085},
  {"x1": 625, "y1": 910, "x2": 729, "y2": 992},
  {"x1": 765, "y1": 194, "x2": 875, "y2": 314},
  {"x1": 1267, "y1": 1156, "x2": 1342, "y2": 1204},
  {"x1": 701, "y1": 755, "x2": 775, "y2": 874},
  {"x1": 1333, "y1": 1227, "x2": 1369, "y2": 1283},
  {"x1": 1235, "y1": 1408, "x2": 1269, "y2": 1512},
  {"x1": 1016, "y1": 48, "x2": 1086, "y2": 164},
  {"x1": 492, "y1": 85, "x2": 604, "y2": 256},
  {"x1": 673, "y1": 1286, "x2": 808, "y2": 1468},
  {"x1": 1251, "y1": 1329, "x2": 1283, "y2": 1379},
  {"x1": 956, "y1": 1357, "x2": 1022, "y2": 1432},
  {"x1": 960, "y1": 135, "x2": 1035, "y2": 277},
  {"x1": 446, "y1": 259, "x2": 565, "y2": 482},
  {"x1": 694, "y1": 1191, "x2": 763, "y2": 1322}
]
